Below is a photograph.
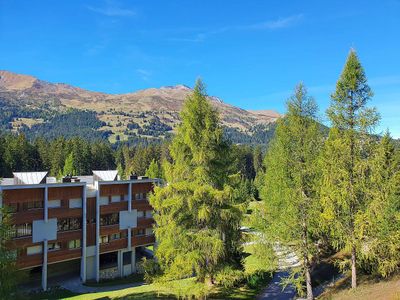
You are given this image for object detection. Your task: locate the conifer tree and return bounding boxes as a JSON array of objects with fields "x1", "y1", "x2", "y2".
[
  {"x1": 319, "y1": 50, "x2": 380, "y2": 288},
  {"x1": 0, "y1": 206, "x2": 18, "y2": 297},
  {"x1": 145, "y1": 159, "x2": 163, "y2": 179},
  {"x1": 63, "y1": 152, "x2": 75, "y2": 176},
  {"x1": 149, "y1": 79, "x2": 243, "y2": 286},
  {"x1": 358, "y1": 132, "x2": 400, "y2": 277},
  {"x1": 256, "y1": 83, "x2": 322, "y2": 299}
]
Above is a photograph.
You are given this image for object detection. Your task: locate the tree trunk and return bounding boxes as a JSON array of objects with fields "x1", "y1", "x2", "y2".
[
  {"x1": 351, "y1": 245, "x2": 357, "y2": 289},
  {"x1": 305, "y1": 263, "x2": 314, "y2": 300}
]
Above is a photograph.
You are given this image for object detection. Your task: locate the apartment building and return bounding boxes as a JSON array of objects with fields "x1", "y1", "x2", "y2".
[{"x1": 0, "y1": 170, "x2": 159, "y2": 291}]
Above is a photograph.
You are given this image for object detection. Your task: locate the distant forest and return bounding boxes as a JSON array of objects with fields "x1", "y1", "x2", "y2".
[
  {"x1": 0, "y1": 102, "x2": 276, "y2": 145},
  {"x1": 0, "y1": 132, "x2": 264, "y2": 183}
]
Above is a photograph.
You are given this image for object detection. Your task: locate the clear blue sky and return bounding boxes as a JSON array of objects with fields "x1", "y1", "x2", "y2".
[{"x1": 1, "y1": 0, "x2": 399, "y2": 137}]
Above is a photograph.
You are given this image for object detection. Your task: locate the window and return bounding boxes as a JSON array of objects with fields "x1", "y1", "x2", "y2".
[
  {"x1": 100, "y1": 213, "x2": 119, "y2": 226},
  {"x1": 48, "y1": 242, "x2": 61, "y2": 251},
  {"x1": 137, "y1": 211, "x2": 144, "y2": 218},
  {"x1": 146, "y1": 210, "x2": 152, "y2": 218},
  {"x1": 100, "y1": 235, "x2": 109, "y2": 244},
  {"x1": 69, "y1": 198, "x2": 82, "y2": 208},
  {"x1": 135, "y1": 193, "x2": 143, "y2": 200},
  {"x1": 122, "y1": 194, "x2": 128, "y2": 201},
  {"x1": 27, "y1": 245, "x2": 43, "y2": 255},
  {"x1": 48, "y1": 199, "x2": 61, "y2": 208},
  {"x1": 111, "y1": 195, "x2": 120, "y2": 203},
  {"x1": 123, "y1": 251, "x2": 132, "y2": 265},
  {"x1": 99, "y1": 196, "x2": 109, "y2": 206},
  {"x1": 110, "y1": 233, "x2": 121, "y2": 241},
  {"x1": 22, "y1": 200, "x2": 43, "y2": 210},
  {"x1": 9, "y1": 223, "x2": 32, "y2": 238},
  {"x1": 136, "y1": 229, "x2": 145, "y2": 236},
  {"x1": 145, "y1": 228, "x2": 153, "y2": 236},
  {"x1": 58, "y1": 218, "x2": 82, "y2": 232},
  {"x1": 68, "y1": 239, "x2": 81, "y2": 249}
]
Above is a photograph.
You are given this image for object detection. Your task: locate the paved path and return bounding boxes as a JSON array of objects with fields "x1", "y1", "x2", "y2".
[
  {"x1": 257, "y1": 271, "x2": 297, "y2": 300},
  {"x1": 257, "y1": 244, "x2": 300, "y2": 300}
]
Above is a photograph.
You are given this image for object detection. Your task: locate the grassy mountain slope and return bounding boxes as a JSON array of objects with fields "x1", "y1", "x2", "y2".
[{"x1": 0, "y1": 70, "x2": 280, "y2": 144}]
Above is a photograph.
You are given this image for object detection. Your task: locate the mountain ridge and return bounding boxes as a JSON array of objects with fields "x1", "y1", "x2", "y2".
[{"x1": 0, "y1": 70, "x2": 280, "y2": 144}]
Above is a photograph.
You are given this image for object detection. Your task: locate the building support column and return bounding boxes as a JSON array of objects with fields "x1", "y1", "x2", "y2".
[
  {"x1": 42, "y1": 186, "x2": 48, "y2": 291},
  {"x1": 131, "y1": 247, "x2": 136, "y2": 274},
  {"x1": 81, "y1": 186, "x2": 87, "y2": 283},
  {"x1": 118, "y1": 250, "x2": 123, "y2": 278},
  {"x1": 95, "y1": 187, "x2": 100, "y2": 282},
  {"x1": 42, "y1": 239, "x2": 48, "y2": 291},
  {"x1": 128, "y1": 183, "x2": 132, "y2": 250}
]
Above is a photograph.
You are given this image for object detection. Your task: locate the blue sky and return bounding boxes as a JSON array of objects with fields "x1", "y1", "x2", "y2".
[{"x1": 1, "y1": 0, "x2": 399, "y2": 137}]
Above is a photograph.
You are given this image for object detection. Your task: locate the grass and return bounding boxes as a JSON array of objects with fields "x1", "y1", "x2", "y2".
[
  {"x1": 16, "y1": 286, "x2": 78, "y2": 300},
  {"x1": 318, "y1": 274, "x2": 400, "y2": 300}
]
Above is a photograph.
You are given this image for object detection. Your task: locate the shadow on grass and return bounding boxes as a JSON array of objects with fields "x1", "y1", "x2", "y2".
[
  {"x1": 16, "y1": 287, "x2": 79, "y2": 300},
  {"x1": 113, "y1": 291, "x2": 175, "y2": 299}
]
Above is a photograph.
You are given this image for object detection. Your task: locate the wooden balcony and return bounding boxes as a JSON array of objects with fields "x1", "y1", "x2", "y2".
[
  {"x1": 132, "y1": 235, "x2": 155, "y2": 247},
  {"x1": 100, "y1": 201, "x2": 128, "y2": 214},
  {"x1": 132, "y1": 200, "x2": 152, "y2": 211},
  {"x1": 137, "y1": 217, "x2": 154, "y2": 228},
  {"x1": 100, "y1": 238, "x2": 127, "y2": 253},
  {"x1": 49, "y1": 207, "x2": 82, "y2": 219}
]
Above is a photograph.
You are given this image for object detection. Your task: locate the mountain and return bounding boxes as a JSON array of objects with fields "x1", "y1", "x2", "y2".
[{"x1": 0, "y1": 70, "x2": 280, "y2": 144}]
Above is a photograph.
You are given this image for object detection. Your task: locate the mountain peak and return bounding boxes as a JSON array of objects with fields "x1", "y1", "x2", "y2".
[
  {"x1": 0, "y1": 70, "x2": 38, "y2": 90},
  {"x1": 160, "y1": 84, "x2": 191, "y2": 91}
]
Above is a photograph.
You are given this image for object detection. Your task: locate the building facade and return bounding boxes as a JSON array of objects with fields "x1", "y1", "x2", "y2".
[{"x1": 0, "y1": 171, "x2": 158, "y2": 290}]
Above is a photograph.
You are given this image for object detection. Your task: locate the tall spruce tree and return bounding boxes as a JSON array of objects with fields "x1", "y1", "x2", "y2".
[
  {"x1": 358, "y1": 132, "x2": 400, "y2": 277},
  {"x1": 149, "y1": 79, "x2": 243, "y2": 286},
  {"x1": 319, "y1": 50, "x2": 380, "y2": 288},
  {"x1": 257, "y1": 83, "x2": 322, "y2": 299}
]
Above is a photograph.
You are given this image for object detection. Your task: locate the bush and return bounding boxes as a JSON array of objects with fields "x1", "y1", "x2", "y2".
[{"x1": 140, "y1": 257, "x2": 161, "y2": 283}]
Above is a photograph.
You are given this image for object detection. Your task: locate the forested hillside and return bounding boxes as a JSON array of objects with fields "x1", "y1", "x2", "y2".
[{"x1": 0, "y1": 70, "x2": 280, "y2": 145}]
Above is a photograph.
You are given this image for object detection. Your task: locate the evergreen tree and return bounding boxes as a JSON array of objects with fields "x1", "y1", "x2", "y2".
[
  {"x1": 0, "y1": 206, "x2": 18, "y2": 297},
  {"x1": 145, "y1": 159, "x2": 163, "y2": 179},
  {"x1": 256, "y1": 83, "x2": 322, "y2": 299},
  {"x1": 358, "y1": 132, "x2": 400, "y2": 277},
  {"x1": 63, "y1": 152, "x2": 75, "y2": 176},
  {"x1": 319, "y1": 50, "x2": 380, "y2": 288},
  {"x1": 149, "y1": 79, "x2": 243, "y2": 286}
]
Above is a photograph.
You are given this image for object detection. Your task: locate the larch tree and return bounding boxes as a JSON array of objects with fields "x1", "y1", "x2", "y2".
[
  {"x1": 256, "y1": 83, "x2": 322, "y2": 299},
  {"x1": 62, "y1": 152, "x2": 75, "y2": 176},
  {"x1": 358, "y1": 132, "x2": 400, "y2": 277},
  {"x1": 149, "y1": 79, "x2": 244, "y2": 286},
  {"x1": 319, "y1": 49, "x2": 380, "y2": 288},
  {"x1": 145, "y1": 159, "x2": 163, "y2": 179},
  {"x1": 0, "y1": 206, "x2": 18, "y2": 297}
]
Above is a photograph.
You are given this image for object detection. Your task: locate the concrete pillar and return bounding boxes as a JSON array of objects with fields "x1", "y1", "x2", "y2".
[
  {"x1": 44, "y1": 186, "x2": 48, "y2": 222},
  {"x1": 42, "y1": 239, "x2": 48, "y2": 291},
  {"x1": 81, "y1": 185, "x2": 87, "y2": 283},
  {"x1": 131, "y1": 247, "x2": 136, "y2": 274},
  {"x1": 128, "y1": 227, "x2": 132, "y2": 251},
  {"x1": 42, "y1": 186, "x2": 48, "y2": 291},
  {"x1": 118, "y1": 250, "x2": 123, "y2": 278},
  {"x1": 95, "y1": 187, "x2": 100, "y2": 282},
  {"x1": 128, "y1": 182, "x2": 132, "y2": 250}
]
